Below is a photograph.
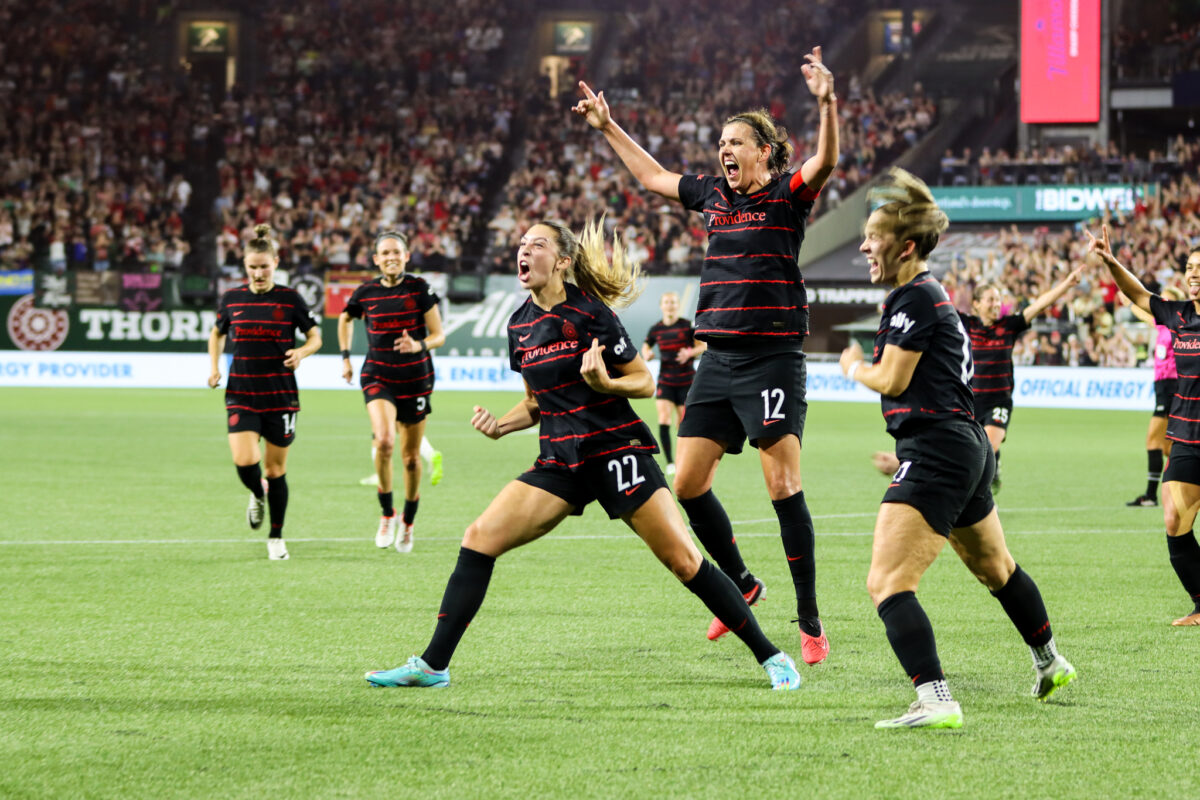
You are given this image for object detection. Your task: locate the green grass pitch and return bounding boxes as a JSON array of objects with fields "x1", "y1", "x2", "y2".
[{"x1": 1, "y1": 387, "x2": 1198, "y2": 799}]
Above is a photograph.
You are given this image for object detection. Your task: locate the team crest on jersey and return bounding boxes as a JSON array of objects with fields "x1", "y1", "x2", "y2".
[
  {"x1": 229, "y1": 413, "x2": 240, "y2": 426},
  {"x1": 367, "y1": 385, "x2": 382, "y2": 395},
  {"x1": 562, "y1": 320, "x2": 578, "y2": 340},
  {"x1": 272, "y1": 306, "x2": 286, "y2": 322},
  {"x1": 404, "y1": 298, "x2": 416, "y2": 310}
]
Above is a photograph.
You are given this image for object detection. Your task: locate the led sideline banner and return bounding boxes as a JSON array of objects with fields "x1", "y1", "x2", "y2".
[
  {"x1": 0, "y1": 352, "x2": 1156, "y2": 411},
  {"x1": 930, "y1": 185, "x2": 1147, "y2": 222},
  {"x1": 1020, "y1": 0, "x2": 1102, "y2": 123}
]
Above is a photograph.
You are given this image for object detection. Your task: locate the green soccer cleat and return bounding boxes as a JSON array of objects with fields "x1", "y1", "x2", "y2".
[
  {"x1": 429, "y1": 450, "x2": 444, "y2": 486},
  {"x1": 761, "y1": 652, "x2": 801, "y2": 690},
  {"x1": 875, "y1": 700, "x2": 963, "y2": 729},
  {"x1": 365, "y1": 655, "x2": 449, "y2": 688},
  {"x1": 1032, "y1": 655, "x2": 1076, "y2": 701}
]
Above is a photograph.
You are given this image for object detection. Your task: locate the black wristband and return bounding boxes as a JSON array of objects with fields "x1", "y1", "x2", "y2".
[
  {"x1": 419, "y1": 340, "x2": 428, "y2": 352},
  {"x1": 340, "y1": 349, "x2": 351, "y2": 360}
]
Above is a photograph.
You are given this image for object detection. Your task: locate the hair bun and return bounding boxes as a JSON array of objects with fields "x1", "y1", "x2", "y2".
[{"x1": 253, "y1": 224, "x2": 273, "y2": 239}]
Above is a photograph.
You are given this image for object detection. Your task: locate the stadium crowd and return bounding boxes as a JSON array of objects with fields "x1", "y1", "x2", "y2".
[
  {"x1": 938, "y1": 168, "x2": 1200, "y2": 367},
  {"x1": 0, "y1": 1, "x2": 196, "y2": 273}
]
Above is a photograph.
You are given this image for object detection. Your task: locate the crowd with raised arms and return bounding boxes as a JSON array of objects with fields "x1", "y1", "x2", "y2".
[{"x1": 936, "y1": 166, "x2": 1200, "y2": 368}]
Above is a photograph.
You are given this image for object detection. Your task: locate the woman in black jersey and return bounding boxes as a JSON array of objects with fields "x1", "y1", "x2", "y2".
[
  {"x1": 641, "y1": 291, "x2": 705, "y2": 477},
  {"x1": 338, "y1": 231, "x2": 445, "y2": 553},
  {"x1": 573, "y1": 47, "x2": 837, "y2": 664},
  {"x1": 1087, "y1": 225, "x2": 1200, "y2": 626},
  {"x1": 872, "y1": 270, "x2": 1083, "y2": 492},
  {"x1": 365, "y1": 219, "x2": 802, "y2": 690},
  {"x1": 207, "y1": 224, "x2": 322, "y2": 561},
  {"x1": 839, "y1": 169, "x2": 1074, "y2": 729}
]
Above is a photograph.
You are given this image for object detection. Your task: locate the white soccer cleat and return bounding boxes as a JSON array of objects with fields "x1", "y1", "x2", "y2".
[
  {"x1": 395, "y1": 522, "x2": 414, "y2": 553},
  {"x1": 875, "y1": 700, "x2": 963, "y2": 729},
  {"x1": 359, "y1": 474, "x2": 380, "y2": 487},
  {"x1": 376, "y1": 515, "x2": 399, "y2": 548},
  {"x1": 665, "y1": 463, "x2": 676, "y2": 476},
  {"x1": 247, "y1": 480, "x2": 267, "y2": 530},
  {"x1": 267, "y1": 538, "x2": 289, "y2": 560},
  {"x1": 1032, "y1": 654, "x2": 1076, "y2": 701}
]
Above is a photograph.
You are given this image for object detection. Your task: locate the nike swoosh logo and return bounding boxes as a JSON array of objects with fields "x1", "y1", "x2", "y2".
[
  {"x1": 233, "y1": 311, "x2": 244, "y2": 316},
  {"x1": 786, "y1": 555, "x2": 804, "y2": 561},
  {"x1": 624, "y1": 486, "x2": 640, "y2": 496},
  {"x1": 762, "y1": 419, "x2": 782, "y2": 426},
  {"x1": 519, "y1": 333, "x2": 532, "y2": 342}
]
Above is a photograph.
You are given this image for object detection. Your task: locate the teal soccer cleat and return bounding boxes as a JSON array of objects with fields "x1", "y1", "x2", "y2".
[
  {"x1": 761, "y1": 652, "x2": 801, "y2": 690},
  {"x1": 365, "y1": 655, "x2": 449, "y2": 688}
]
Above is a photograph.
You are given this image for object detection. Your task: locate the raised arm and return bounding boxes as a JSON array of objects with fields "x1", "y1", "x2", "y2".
[
  {"x1": 1086, "y1": 224, "x2": 1153, "y2": 314},
  {"x1": 1022, "y1": 265, "x2": 1085, "y2": 324},
  {"x1": 798, "y1": 46, "x2": 839, "y2": 192},
  {"x1": 573, "y1": 81, "x2": 682, "y2": 201}
]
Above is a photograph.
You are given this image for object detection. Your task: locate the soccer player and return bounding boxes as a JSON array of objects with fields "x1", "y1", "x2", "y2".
[
  {"x1": 338, "y1": 231, "x2": 445, "y2": 552},
  {"x1": 872, "y1": 271, "x2": 1083, "y2": 491},
  {"x1": 841, "y1": 169, "x2": 1075, "y2": 728},
  {"x1": 1087, "y1": 226, "x2": 1200, "y2": 626},
  {"x1": 364, "y1": 219, "x2": 802, "y2": 690},
  {"x1": 207, "y1": 224, "x2": 322, "y2": 561},
  {"x1": 1125, "y1": 287, "x2": 1184, "y2": 507},
  {"x1": 572, "y1": 46, "x2": 838, "y2": 662},
  {"x1": 641, "y1": 291, "x2": 705, "y2": 476}
]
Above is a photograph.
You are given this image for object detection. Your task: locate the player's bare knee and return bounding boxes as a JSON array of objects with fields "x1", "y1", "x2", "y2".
[
  {"x1": 401, "y1": 453, "x2": 420, "y2": 473},
  {"x1": 376, "y1": 435, "x2": 396, "y2": 458}
]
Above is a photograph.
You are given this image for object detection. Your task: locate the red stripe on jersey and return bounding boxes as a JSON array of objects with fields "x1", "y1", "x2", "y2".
[
  {"x1": 361, "y1": 369, "x2": 434, "y2": 384},
  {"x1": 225, "y1": 404, "x2": 299, "y2": 412},
  {"x1": 695, "y1": 328, "x2": 798, "y2": 337},
  {"x1": 883, "y1": 407, "x2": 913, "y2": 416},
  {"x1": 233, "y1": 355, "x2": 285, "y2": 360},
  {"x1": 229, "y1": 372, "x2": 295, "y2": 378},
  {"x1": 542, "y1": 418, "x2": 642, "y2": 443},
  {"x1": 700, "y1": 278, "x2": 793, "y2": 286},
  {"x1": 933, "y1": 301, "x2": 952, "y2": 308},
  {"x1": 511, "y1": 313, "x2": 557, "y2": 330},
  {"x1": 365, "y1": 292, "x2": 420, "y2": 302},
  {"x1": 700, "y1": 304, "x2": 797, "y2": 313},
  {"x1": 539, "y1": 397, "x2": 620, "y2": 417},
  {"x1": 521, "y1": 350, "x2": 581, "y2": 370},
  {"x1": 1167, "y1": 435, "x2": 1200, "y2": 444},
  {"x1": 702, "y1": 253, "x2": 795, "y2": 261},
  {"x1": 972, "y1": 386, "x2": 1013, "y2": 393},
  {"x1": 364, "y1": 386, "x2": 432, "y2": 400},
  {"x1": 1170, "y1": 412, "x2": 1200, "y2": 423},
  {"x1": 536, "y1": 443, "x2": 658, "y2": 470},
  {"x1": 533, "y1": 378, "x2": 584, "y2": 394},
  {"x1": 227, "y1": 302, "x2": 288, "y2": 309},
  {"x1": 225, "y1": 388, "x2": 299, "y2": 396},
  {"x1": 788, "y1": 172, "x2": 819, "y2": 200},
  {"x1": 562, "y1": 304, "x2": 595, "y2": 319},
  {"x1": 709, "y1": 225, "x2": 796, "y2": 235}
]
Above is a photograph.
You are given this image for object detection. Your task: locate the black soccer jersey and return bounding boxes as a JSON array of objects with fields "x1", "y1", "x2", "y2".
[
  {"x1": 1150, "y1": 295, "x2": 1200, "y2": 444},
  {"x1": 645, "y1": 318, "x2": 697, "y2": 387},
  {"x1": 874, "y1": 273, "x2": 976, "y2": 437},
  {"x1": 343, "y1": 274, "x2": 440, "y2": 400},
  {"x1": 677, "y1": 172, "x2": 818, "y2": 341},
  {"x1": 215, "y1": 284, "x2": 317, "y2": 414},
  {"x1": 962, "y1": 312, "x2": 1029, "y2": 403},
  {"x1": 507, "y1": 283, "x2": 658, "y2": 470}
]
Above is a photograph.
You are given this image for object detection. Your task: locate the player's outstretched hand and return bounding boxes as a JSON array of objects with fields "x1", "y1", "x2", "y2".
[
  {"x1": 1085, "y1": 224, "x2": 1116, "y2": 264},
  {"x1": 580, "y1": 338, "x2": 610, "y2": 392},
  {"x1": 472, "y1": 405, "x2": 501, "y2": 439},
  {"x1": 801, "y1": 46, "x2": 835, "y2": 102},
  {"x1": 573, "y1": 82, "x2": 611, "y2": 131}
]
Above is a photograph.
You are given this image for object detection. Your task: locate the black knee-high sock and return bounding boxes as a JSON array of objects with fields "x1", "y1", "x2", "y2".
[
  {"x1": 421, "y1": 547, "x2": 496, "y2": 670},
  {"x1": 877, "y1": 591, "x2": 943, "y2": 686},
  {"x1": 678, "y1": 490, "x2": 755, "y2": 593},
  {"x1": 1147, "y1": 449, "x2": 1164, "y2": 500},
  {"x1": 378, "y1": 490, "x2": 394, "y2": 517},
  {"x1": 773, "y1": 490, "x2": 819, "y2": 630},
  {"x1": 403, "y1": 498, "x2": 419, "y2": 525},
  {"x1": 990, "y1": 565, "x2": 1053, "y2": 647},
  {"x1": 684, "y1": 559, "x2": 777, "y2": 663},
  {"x1": 658, "y1": 424, "x2": 673, "y2": 464},
  {"x1": 1167, "y1": 532, "x2": 1200, "y2": 612},
  {"x1": 236, "y1": 464, "x2": 264, "y2": 497},
  {"x1": 266, "y1": 475, "x2": 288, "y2": 538}
]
